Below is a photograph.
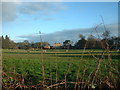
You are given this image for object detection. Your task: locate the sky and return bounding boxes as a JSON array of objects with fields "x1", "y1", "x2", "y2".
[{"x1": 1, "y1": 1, "x2": 119, "y2": 45}]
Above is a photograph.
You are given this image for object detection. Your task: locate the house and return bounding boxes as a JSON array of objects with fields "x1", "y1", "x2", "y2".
[
  {"x1": 53, "y1": 43, "x2": 62, "y2": 49},
  {"x1": 54, "y1": 43, "x2": 61, "y2": 47},
  {"x1": 43, "y1": 46, "x2": 50, "y2": 49}
]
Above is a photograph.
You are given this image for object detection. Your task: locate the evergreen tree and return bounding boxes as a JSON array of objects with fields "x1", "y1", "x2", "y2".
[
  {"x1": 2, "y1": 36, "x2": 6, "y2": 49},
  {"x1": 4, "y1": 35, "x2": 10, "y2": 49},
  {"x1": 0, "y1": 37, "x2": 1, "y2": 45},
  {"x1": 2, "y1": 35, "x2": 16, "y2": 49}
]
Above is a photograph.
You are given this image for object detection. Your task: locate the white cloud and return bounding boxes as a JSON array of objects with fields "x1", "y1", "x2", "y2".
[
  {"x1": 17, "y1": 23, "x2": 118, "y2": 45},
  {"x1": 64, "y1": 0, "x2": 119, "y2": 2},
  {"x1": 23, "y1": 0, "x2": 63, "y2": 2},
  {"x1": 1, "y1": 0, "x2": 21, "y2": 22},
  {"x1": 19, "y1": 2, "x2": 67, "y2": 15},
  {"x1": 2, "y1": 2, "x2": 19, "y2": 22},
  {"x1": 1, "y1": 0, "x2": 119, "y2": 2},
  {"x1": 1, "y1": 2, "x2": 67, "y2": 22},
  {"x1": 2, "y1": 0, "x2": 21, "y2": 2},
  {"x1": 43, "y1": 17, "x2": 55, "y2": 21}
]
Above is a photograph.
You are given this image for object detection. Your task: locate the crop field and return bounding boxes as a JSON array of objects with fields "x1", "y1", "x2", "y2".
[{"x1": 2, "y1": 49, "x2": 120, "y2": 89}]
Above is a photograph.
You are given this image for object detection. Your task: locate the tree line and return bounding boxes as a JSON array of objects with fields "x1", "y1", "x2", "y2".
[
  {"x1": 63, "y1": 31, "x2": 119, "y2": 49},
  {"x1": 0, "y1": 31, "x2": 120, "y2": 50},
  {"x1": 0, "y1": 35, "x2": 16, "y2": 49}
]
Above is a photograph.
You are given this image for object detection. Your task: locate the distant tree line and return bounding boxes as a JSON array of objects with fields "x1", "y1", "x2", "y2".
[
  {"x1": 1, "y1": 35, "x2": 16, "y2": 49},
  {"x1": 0, "y1": 31, "x2": 120, "y2": 50},
  {"x1": 63, "y1": 31, "x2": 120, "y2": 50},
  {"x1": 17, "y1": 40, "x2": 50, "y2": 50}
]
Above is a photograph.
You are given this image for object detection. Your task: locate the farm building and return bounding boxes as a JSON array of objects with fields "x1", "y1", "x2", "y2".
[
  {"x1": 53, "y1": 43, "x2": 62, "y2": 49},
  {"x1": 43, "y1": 46, "x2": 50, "y2": 49}
]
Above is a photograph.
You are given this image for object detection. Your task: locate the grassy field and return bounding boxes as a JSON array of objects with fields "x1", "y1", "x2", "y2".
[{"x1": 2, "y1": 49, "x2": 120, "y2": 89}]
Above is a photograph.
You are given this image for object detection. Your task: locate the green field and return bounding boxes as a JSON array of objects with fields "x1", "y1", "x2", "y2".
[{"x1": 2, "y1": 49, "x2": 120, "y2": 89}]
